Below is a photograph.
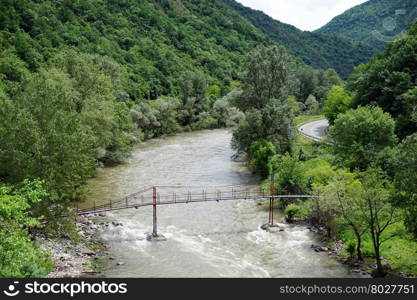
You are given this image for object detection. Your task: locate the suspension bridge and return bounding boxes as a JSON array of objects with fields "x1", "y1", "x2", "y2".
[{"x1": 76, "y1": 181, "x2": 318, "y2": 240}]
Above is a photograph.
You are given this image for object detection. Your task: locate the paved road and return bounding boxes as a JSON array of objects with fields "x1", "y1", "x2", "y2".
[{"x1": 299, "y1": 119, "x2": 329, "y2": 142}]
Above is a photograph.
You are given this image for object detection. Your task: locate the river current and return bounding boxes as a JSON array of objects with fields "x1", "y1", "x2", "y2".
[{"x1": 83, "y1": 129, "x2": 358, "y2": 278}]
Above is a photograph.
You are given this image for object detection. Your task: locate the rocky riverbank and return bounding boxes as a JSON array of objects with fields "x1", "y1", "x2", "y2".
[{"x1": 35, "y1": 214, "x2": 111, "y2": 278}]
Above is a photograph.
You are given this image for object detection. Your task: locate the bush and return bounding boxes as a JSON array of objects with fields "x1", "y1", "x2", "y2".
[
  {"x1": 269, "y1": 154, "x2": 308, "y2": 196},
  {"x1": 345, "y1": 241, "x2": 356, "y2": 257},
  {"x1": 191, "y1": 112, "x2": 218, "y2": 130},
  {"x1": 285, "y1": 204, "x2": 304, "y2": 221},
  {"x1": 0, "y1": 180, "x2": 53, "y2": 277},
  {"x1": 248, "y1": 140, "x2": 276, "y2": 178}
]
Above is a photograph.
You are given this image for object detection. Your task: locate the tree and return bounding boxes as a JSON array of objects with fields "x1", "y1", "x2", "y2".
[
  {"x1": 323, "y1": 85, "x2": 352, "y2": 123},
  {"x1": 348, "y1": 22, "x2": 417, "y2": 138},
  {"x1": 211, "y1": 91, "x2": 244, "y2": 128},
  {"x1": 178, "y1": 71, "x2": 209, "y2": 125},
  {"x1": 269, "y1": 154, "x2": 308, "y2": 200},
  {"x1": 248, "y1": 140, "x2": 276, "y2": 178},
  {"x1": 356, "y1": 169, "x2": 401, "y2": 277},
  {"x1": 0, "y1": 68, "x2": 97, "y2": 202},
  {"x1": 317, "y1": 173, "x2": 366, "y2": 260},
  {"x1": 50, "y1": 50, "x2": 134, "y2": 163},
  {"x1": 295, "y1": 68, "x2": 318, "y2": 102},
  {"x1": 232, "y1": 98, "x2": 295, "y2": 153},
  {"x1": 305, "y1": 94, "x2": 320, "y2": 115},
  {"x1": 329, "y1": 106, "x2": 397, "y2": 170},
  {"x1": 390, "y1": 133, "x2": 417, "y2": 238},
  {"x1": 235, "y1": 45, "x2": 295, "y2": 111},
  {"x1": 313, "y1": 69, "x2": 343, "y2": 104}
]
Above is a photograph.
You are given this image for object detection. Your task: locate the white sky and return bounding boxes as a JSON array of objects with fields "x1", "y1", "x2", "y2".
[{"x1": 235, "y1": 0, "x2": 369, "y2": 31}]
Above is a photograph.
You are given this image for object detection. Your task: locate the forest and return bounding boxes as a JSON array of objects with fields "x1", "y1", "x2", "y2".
[
  {"x1": 220, "y1": 0, "x2": 376, "y2": 79},
  {"x1": 0, "y1": 0, "x2": 416, "y2": 278},
  {"x1": 317, "y1": 0, "x2": 417, "y2": 52},
  {"x1": 234, "y1": 22, "x2": 417, "y2": 277}
]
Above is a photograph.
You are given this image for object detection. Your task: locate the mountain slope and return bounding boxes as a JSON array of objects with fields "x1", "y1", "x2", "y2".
[
  {"x1": 219, "y1": 0, "x2": 375, "y2": 79},
  {"x1": 0, "y1": 0, "x2": 271, "y2": 100},
  {"x1": 317, "y1": 0, "x2": 417, "y2": 52}
]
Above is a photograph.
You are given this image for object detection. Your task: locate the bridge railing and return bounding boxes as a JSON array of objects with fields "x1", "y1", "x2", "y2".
[{"x1": 76, "y1": 185, "x2": 319, "y2": 215}]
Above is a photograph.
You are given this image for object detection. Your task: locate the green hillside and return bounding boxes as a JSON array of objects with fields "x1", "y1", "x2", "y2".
[
  {"x1": 219, "y1": 0, "x2": 375, "y2": 79},
  {"x1": 317, "y1": 0, "x2": 417, "y2": 52},
  {"x1": 0, "y1": 0, "x2": 270, "y2": 100}
]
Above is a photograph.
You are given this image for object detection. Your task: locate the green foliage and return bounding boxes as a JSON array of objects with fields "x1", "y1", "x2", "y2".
[
  {"x1": 0, "y1": 180, "x2": 52, "y2": 278},
  {"x1": 389, "y1": 133, "x2": 417, "y2": 238},
  {"x1": 285, "y1": 204, "x2": 307, "y2": 221},
  {"x1": 323, "y1": 86, "x2": 353, "y2": 123},
  {"x1": 314, "y1": 172, "x2": 367, "y2": 258},
  {"x1": 232, "y1": 45, "x2": 296, "y2": 154},
  {"x1": 221, "y1": 0, "x2": 375, "y2": 79},
  {"x1": 329, "y1": 106, "x2": 397, "y2": 170},
  {"x1": 317, "y1": 0, "x2": 417, "y2": 53},
  {"x1": 191, "y1": 113, "x2": 218, "y2": 131},
  {"x1": 50, "y1": 50, "x2": 134, "y2": 163},
  {"x1": 305, "y1": 95, "x2": 320, "y2": 115},
  {"x1": 235, "y1": 45, "x2": 295, "y2": 111},
  {"x1": 248, "y1": 140, "x2": 276, "y2": 178},
  {"x1": 269, "y1": 154, "x2": 308, "y2": 197},
  {"x1": 232, "y1": 98, "x2": 295, "y2": 153},
  {"x1": 357, "y1": 169, "x2": 402, "y2": 276},
  {"x1": 295, "y1": 68, "x2": 343, "y2": 104},
  {"x1": 348, "y1": 21, "x2": 417, "y2": 138},
  {"x1": 345, "y1": 241, "x2": 356, "y2": 257},
  {"x1": 178, "y1": 71, "x2": 209, "y2": 125},
  {"x1": 211, "y1": 90, "x2": 244, "y2": 128},
  {"x1": 0, "y1": 0, "x2": 269, "y2": 98},
  {"x1": 303, "y1": 159, "x2": 338, "y2": 187},
  {"x1": 0, "y1": 68, "x2": 97, "y2": 202}
]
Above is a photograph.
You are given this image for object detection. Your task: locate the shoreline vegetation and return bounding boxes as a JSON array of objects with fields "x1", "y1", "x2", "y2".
[
  {"x1": 236, "y1": 25, "x2": 417, "y2": 277},
  {"x1": 251, "y1": 114, "x2": 417, "y2": 278},
  {"x1": 0, "y1": 0, "x2": 415, "y2": 279}
]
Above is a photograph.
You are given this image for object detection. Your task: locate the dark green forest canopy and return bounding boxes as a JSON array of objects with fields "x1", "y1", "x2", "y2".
[
  {"x1": 348, "y1": 21, "x2": 417, "y2": 139},
  {"x1": 219, "y1": 0, "x2": 375, "y2": 79},
  {"x1": 0, "y1": 0, "x2": 271, "y2": 100},
  {"x1": 317, "y1": 0, "x2": 417, "y2": 53}
]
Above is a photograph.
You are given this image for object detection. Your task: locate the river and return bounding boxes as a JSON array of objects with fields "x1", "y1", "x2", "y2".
[{"x1": 83, "y1": 129, "x2": 358, "y2": 278}]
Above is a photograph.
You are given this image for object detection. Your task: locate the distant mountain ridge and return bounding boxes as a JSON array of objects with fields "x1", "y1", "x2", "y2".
[
  {"x1": 219, "y1": 0, "x2": 375, "y2": 79},
  {"x1": 317, "y1": 0, "x2": 417, "y2": 52}
]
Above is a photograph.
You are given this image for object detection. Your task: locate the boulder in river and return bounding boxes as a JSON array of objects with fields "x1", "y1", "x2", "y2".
[{"x1": 261, "y1": 223, "x2": 283, "y2": 233}]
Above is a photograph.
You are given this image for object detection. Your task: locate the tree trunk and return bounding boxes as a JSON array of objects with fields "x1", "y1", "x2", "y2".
[
  {"x1": 370, "y1": 226, "x2": 386, "y2": 277},
  {"x1": 374, "y1": 246, "x2": 385, "y2": 277},
  {"x1": 353, "y1": 228, "x2": 363, "y2": 261}
]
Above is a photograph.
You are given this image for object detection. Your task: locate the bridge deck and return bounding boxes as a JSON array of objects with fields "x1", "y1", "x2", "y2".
[{"x1": 76, "y1": 185, "x2": 318, "y2": 215}]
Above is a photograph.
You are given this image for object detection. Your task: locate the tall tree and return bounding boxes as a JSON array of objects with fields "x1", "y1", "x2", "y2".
[
  {"x1": 178, "y1": 71, "x2": 208, "y2": 125},
  {"x1": 329, "y1": 106, "x2": 397, "y2": 170},
  {"x1": 232, "y1": 45, "x2": 296, "y2": 153},
  {"x1": 357, "y1": 169, "x2": 401, "y2": 277},
  {"x1": 232, "y1": 98, "x2": 295, "y2": 153},
  {"x1": 323, "y1": 85, "x2": 352, "y2": 124},
  {"x1": 317, "y1": 173, "x2": 366, "y2": 260},
  {"x1": 235, "y1": 45, "x2": 295, "y2": 111}
]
